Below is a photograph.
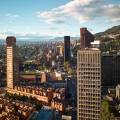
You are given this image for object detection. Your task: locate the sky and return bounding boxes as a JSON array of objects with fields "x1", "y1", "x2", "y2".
[{"x1": 0, "y1": 0, "x2": 120, "y2": 40}]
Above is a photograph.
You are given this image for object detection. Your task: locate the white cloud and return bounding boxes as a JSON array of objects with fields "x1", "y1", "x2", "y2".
[
  {"x1": 5, "y1": 13, "x2": 19, "y2": 18},
  {"x1": 101, "y1": 4, "x2": 120, "y2": 22},
  {"x1": 0, "y1": 33, "x2": 7, "y2": 39},
  {"x1": 37, "y1": 0, "x2": 120, "y2": 24}
]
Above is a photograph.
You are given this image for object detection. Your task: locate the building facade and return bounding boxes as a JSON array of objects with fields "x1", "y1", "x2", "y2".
[
  {"x1": 6, "y1": 36, "x2": 18, "y2": 89},
  {"x1": 116, "y1": 84, "x2": 120, "y2": 99},
  {"x1": 77, "y1": 49, "x2": 101, "y2": 120},
  {"x1": 101, "y1": 54, "x2": 120, "y2": 86},
  {"x1": 80, "y1": 28, "x2": 94, "y2": 49},
  {"x1": 64, "y1": 36, "x2": 71, "y2": 63},
  {"x1": 56, "y1": 45, "x2": 64, "y2": 56}
]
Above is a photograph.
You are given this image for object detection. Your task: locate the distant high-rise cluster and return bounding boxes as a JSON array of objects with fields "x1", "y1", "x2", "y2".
[{"x1": 6, "y1": 36, "x2": 18, "y2": 89}]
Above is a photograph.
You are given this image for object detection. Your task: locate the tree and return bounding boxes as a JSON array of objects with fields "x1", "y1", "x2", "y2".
[{"x1": 101, "y1": 100, "x2": 111, "y2": 120}]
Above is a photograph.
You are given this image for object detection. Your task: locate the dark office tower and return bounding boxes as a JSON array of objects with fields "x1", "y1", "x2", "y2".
[
  {"x1": 64, "y1": 36, "x2": 71, "y2": 62},
  {"x1": 6, "y1": 36, "x2": 19, "y2": 89},
  {"x1": 77, "y1": 48, "x2": 101, "y2": 120},
  {"x1": 80, "y1": 28, "x2": 94, "y2": 49},
  {"x1": 101, "y1": 54, "x2": 120, "y2": 86}
]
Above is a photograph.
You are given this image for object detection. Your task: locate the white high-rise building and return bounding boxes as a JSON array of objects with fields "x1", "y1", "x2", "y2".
[
  {"x1": 6, "y1": 36, "x2": 18, "y2": 89},
  {"x1": 77, "y1": 48, "x2": 101, "y2": 120}
]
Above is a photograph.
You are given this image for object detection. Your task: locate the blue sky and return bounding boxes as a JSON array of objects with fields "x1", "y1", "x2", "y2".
[{"x1": 0, "y1": 0, "x2": 120, "y2": 39}]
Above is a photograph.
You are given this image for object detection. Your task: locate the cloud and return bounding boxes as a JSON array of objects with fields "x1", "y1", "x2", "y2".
[
  {"x1": 5, "y1": 13, "x2": 20, "y2": 18},
  {"x1": 37, "y1": 0, "x2": 120, "y2": 24},
  {"x1": 101, "y1": 4, "x2": 120, "y2": 22},
  {"x1": 0, "y1": 33, "x2": 7, "y2": 39}
]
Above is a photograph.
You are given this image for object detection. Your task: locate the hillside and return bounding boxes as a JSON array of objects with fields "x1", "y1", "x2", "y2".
[
  {"x1": 95, "y1": 25, "x2": 120, "y2": 41},
  {"x1": 95, "y1": 25, "x2": 120, "y2": 52}
]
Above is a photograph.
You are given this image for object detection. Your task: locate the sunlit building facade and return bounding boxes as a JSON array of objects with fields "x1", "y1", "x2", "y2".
[
  {"x1": 80, "y1": 28, "x2": 94, "y2": 49},
  {"x1": 77, "y1": 49, "x2": 101, "y2": 120},
  {"x1": 6, "y1": 36, "x2": 18, "y2": 89}
]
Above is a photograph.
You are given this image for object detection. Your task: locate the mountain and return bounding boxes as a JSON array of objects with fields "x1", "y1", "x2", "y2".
[
  {"x1": 95, "y1": 25, "x2": 120, "y2": 51},
  {"x1": 95, "y1": 25, "x2": 120, "y2": 40},
  {"x1": 0, "y1": 36, "x2": 80, "y2": 45},
  {"x1": 50, "y1": 37, "x2": 79, "y2": 41}
]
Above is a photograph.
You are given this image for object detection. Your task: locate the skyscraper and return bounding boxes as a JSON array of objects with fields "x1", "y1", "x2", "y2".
[
  {"x1": 80, "y1": 28, "x2": 94, "y2": 49},
  {"x1": 77, "y1": 48, "x2": 101, "y2": 120},
  {"x1": 101, "y1": 54, "x2": 120, "y2": 86},
  {"x1": 64, "y1": 36, "x2": 71, "y2": 63},
  {"x1": 6, "y1": 36, "x2": 18, "y2": 89}
]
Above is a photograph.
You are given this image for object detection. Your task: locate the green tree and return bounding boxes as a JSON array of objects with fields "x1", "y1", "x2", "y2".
[
  {"x1": 101, "y1": 100, "x2": 111, "y2": 120},
  {"x1": 64, "y1": 62, "x2": 70, "y2": 73}
]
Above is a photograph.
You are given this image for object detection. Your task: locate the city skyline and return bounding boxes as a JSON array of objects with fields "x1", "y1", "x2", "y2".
[{"x1": 0, "y1": 0, "x2": 120, "y2": 40}]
